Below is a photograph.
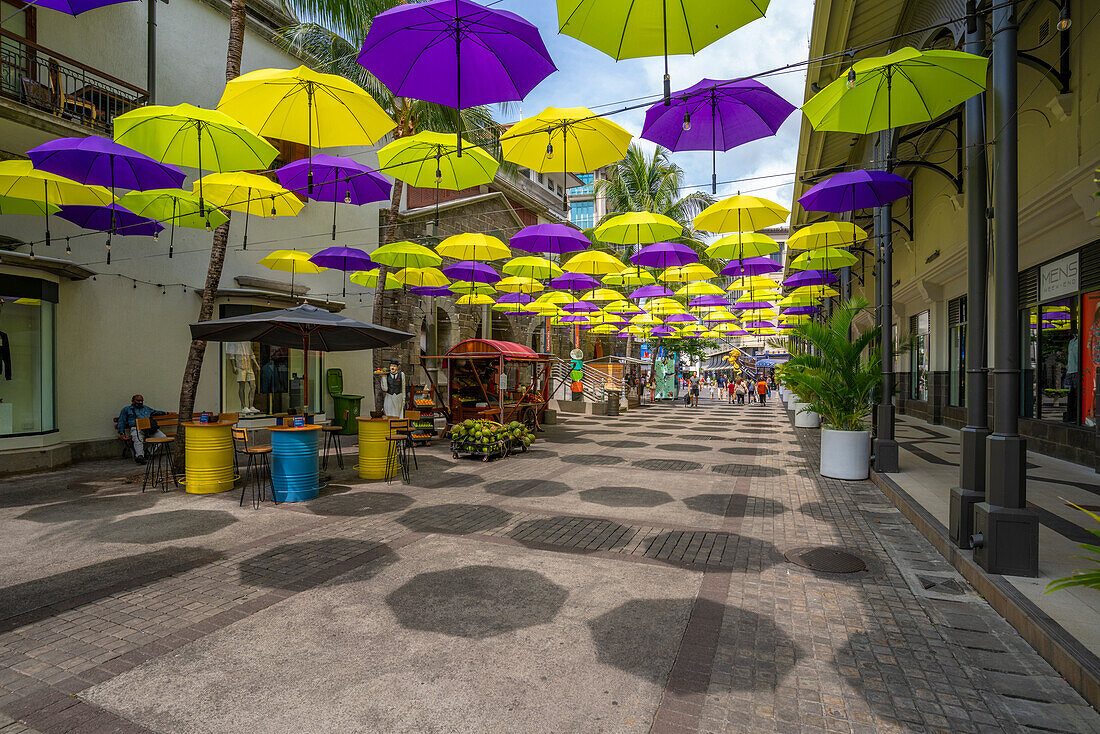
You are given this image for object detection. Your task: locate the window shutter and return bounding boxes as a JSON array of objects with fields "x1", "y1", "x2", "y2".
[
  {"x1": 1018, "y1": 266, "x2": 1038, "y2": 307},
  {"x1": 1079, "y1": 240, "x2": 1100, "y2": 292},
  {"x1": 948, "y1": 295, "x2": 967, "y2": 326}
]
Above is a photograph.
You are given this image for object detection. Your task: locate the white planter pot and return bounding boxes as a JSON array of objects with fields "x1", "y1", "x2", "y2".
[
  {"x1": 794, "y1": 408, "x2": 819, "y2": 428},
  {"x1": 819, "y1": 428, "x2": 871, "y2": 480}
]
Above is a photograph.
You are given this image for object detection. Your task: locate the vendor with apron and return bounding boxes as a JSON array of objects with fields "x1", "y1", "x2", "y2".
[{"x1": 380, "y1": 359, "x2": 407, "y2": 418}]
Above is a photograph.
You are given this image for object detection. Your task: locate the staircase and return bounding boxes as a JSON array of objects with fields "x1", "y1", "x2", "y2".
[{"x1": 550, "y1": 359, "x2": 625, "y2": 402}]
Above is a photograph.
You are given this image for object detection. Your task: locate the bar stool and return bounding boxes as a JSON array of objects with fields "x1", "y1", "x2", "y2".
[
  {"x1": 321, "y1": 411, "x2": 345, "y2": 470},
  {"x1": 232, "y1": 427, "x2": 274, "y2": 509},
  {"x1": 139, "y1": 417, "x2": 178, "y2": 493},
  {"x1": 385, "y1": 419, "x2": 411, "y2": 484}
]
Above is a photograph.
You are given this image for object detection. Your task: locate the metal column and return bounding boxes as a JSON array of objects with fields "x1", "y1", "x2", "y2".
[
  {"x1": 973, "y1": 0, "x2": 1038, "y2": 576},
  {"x1": 147, "y1": 0, "x2": 157, "y2": 104},
  {"x1": 874, "y1": 131, "x2": 898, "y2": 472},
  {"x1": 950, "y1": 0, "x2": 992, "y2": 548}
]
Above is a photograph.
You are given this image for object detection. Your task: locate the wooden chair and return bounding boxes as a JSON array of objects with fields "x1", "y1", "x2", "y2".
[
  {"x1": 231, "y1": 427, "x2": 274, "y2": 509},
  {"x1": 46, "y1": 59, "x2": 97, "y2": 122},
  {"x1": 321, "y1": 411, "x2": 344, "y2": 471},
  {"x1": 385, "y1": 419, "x2": 412, "y2": 484},
  {"x1": 218, "y1": 412, "x2": 239, "y2": 425},
  {"x1": 136, "y1": 416, "x2": 178, "y2": 492}
]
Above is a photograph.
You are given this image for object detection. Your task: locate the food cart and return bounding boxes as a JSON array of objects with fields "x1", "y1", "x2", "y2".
[{"x1": 421, "y1": 339, "x2": 551, "y2": 430}]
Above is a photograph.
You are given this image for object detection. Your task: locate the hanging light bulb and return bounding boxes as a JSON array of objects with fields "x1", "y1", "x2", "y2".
[
  {"x1": 153, "y1": 231, "x2": 158, "y2": 242},
  {"x1": 846, "y1": 68, "x2": 857, "y2": 89},
  {"x1": 270, "y1": 197, "x2": 277, "y2": 218},
  {"x1": 435, "y1": 168, "x2": 443, "y2": 184},
  {"x1": 205, "y1": 219, "x2": 211, "y2": 232},
  {"x1": 65, "y1": 237, "x2": 71, "y2": 256},
  {"x1": 682, "y1": 111, "x2": 691, "y2": 131},
  {"x1": 1057, "y1": 3, "x2": 1072, "y2": 31},
  {"x1": 545, "y1": 142, "x2": 554, "y2": 160},
  {"x1": 344, "y1": 190, "x2": 352, "y2": 204},
  {"x1": 106, "y1": 236, "x2": 111, "y2": 265}
]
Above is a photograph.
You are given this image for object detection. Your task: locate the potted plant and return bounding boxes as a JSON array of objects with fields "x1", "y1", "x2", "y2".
[{"x1": 773, "y1": 297, "x2": 881, "y2": 480}]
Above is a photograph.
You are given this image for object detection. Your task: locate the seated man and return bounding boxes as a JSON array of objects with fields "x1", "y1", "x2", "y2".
[{"x1": 116, "y1": 394, "x2": 166, "y2": 464}]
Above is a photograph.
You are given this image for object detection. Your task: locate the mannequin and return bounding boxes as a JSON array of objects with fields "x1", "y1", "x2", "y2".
[
  {"x1": 228, "y1": 342, "x2": 260, "y2": 413},
  {"x1": 380, "y1": 359, "x2": 406, "y2": 418}
]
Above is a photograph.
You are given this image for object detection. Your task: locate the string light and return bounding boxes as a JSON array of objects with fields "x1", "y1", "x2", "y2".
[
  {"x1": 65, "y1": 237, "x2": 71, "y2": 256},
  {"x1": 1057, "y1": 4, "x2": 1072, "y2": 31},
  {"x1": 846, "y1": 68, "x2": 857, "y2": 89},
  {"x1": 545, "y1": 142, "x2": 553, "y2": 160},
  {"x1": 344, "y1": 190, "x2": 352, "y2": 204},
  {"x1": 682, "y1": 111, "x2": 691, "y2": 131}
]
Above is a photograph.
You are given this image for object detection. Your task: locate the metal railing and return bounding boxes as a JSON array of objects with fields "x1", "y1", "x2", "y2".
[
  {"x1": 550, "y1": 358, "x2": 625, "y2": 402},
  {"x1": 0, "y1": 29, "x2": 148, "y2": 133}
]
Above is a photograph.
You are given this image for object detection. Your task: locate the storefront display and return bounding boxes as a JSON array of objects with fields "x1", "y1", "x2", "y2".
[
  {"x1": 909, "y1": 311, "x2": 929, "y2": 402},
  {"x1": 0, "y1": 275, "x2": 56, "y2": 436}
]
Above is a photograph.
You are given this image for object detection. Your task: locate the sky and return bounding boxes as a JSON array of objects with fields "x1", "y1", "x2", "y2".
[{"x1": 494, "y1": 1, "x2": 814, "y2": 211}]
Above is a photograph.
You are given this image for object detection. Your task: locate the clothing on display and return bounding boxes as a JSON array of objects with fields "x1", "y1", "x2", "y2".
[
  {"x1": 260, "y1": 358, "x2": 289, "y2": 394},
  {"x1": 0, "y1": 331, "x2": 9, "y2": 380}
]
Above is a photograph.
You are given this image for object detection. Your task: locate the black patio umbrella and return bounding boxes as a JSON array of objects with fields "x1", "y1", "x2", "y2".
[{"x1": 190, "y1": 304, "x2": 414, "y2": 412}]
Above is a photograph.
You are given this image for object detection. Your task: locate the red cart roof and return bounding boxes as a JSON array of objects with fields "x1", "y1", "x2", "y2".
[{"x1": 443, "y1": 339, "x2": 544, "y2": 360}]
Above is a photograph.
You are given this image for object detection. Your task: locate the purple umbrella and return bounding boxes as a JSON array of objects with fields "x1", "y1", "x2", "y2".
[
  {"x1": 55, "y1": 204, "x2": 163, "y2": 248},
  {"x1": 630, "y1": 242, "x2": 698, "y2": 268},
  {"x1": 783, "y1": 270, "x2": 838, "y2": 288},
  {"x1": 703, "y1": 313, "x2": 738, "y2": 322},
  {"x1": 730, "y1": 301, "x2": 774, "y2": 311},
  {"x1": 310, "y1": 246, "x2": 374, "y2": 297},
  {"x1": 777, "y1": 323, "x2": 801, "y2": 330},
  {"x1": 798, "y1": 169, "x2": 912, "y2": 213},
  {"x1": 28, "y1": 135, "x2": 184, "y2": 262},
  {"x1": 559, "y1": 313, "x2": 591, "y2": 323},
  {"x1": 727, "y1": 329, "x2": 752, "y2": 336},
  {"x1": 411, "y1": 286, "x2": 454, "y2": 297},
  {"x1": 650, "y1": 326, "x2": 676, "y2": 336},
  {"x1": 614, "y1": 330, "x2": 632, "y2": 338},
  {"x1": 782, "y1": 306, "x2": 819, "y2": 316},
  {"x1": 689, "y1": 295, "x2": 729, "y2": 308},
  {"x1": 358, "y1": 0, "x2": 556, "y2": 155},
  {"x1": 30, "y1": 0, "x2": 136, "y2": 14},
  {"x1": 665, "y1": 313, "x2": 698, "y2": 323},
  {"x1": 641, "y1": 78, "x2": 796, "y2": 193},
  {"x1": 511, "y1": 223, "x2": 590, "y2": 255},
  {"x1": 277, "y1": 155, "x2": 391, "y2": 240},
  {"x1": 549, "y1": 272, "x2": 599, "y2": 291},
  {"x1": 744, "y1": 321, "x2": 775, "y2": 329},
  {"x1": 561, "y1": 300, "x2": 599, "y2": 313},
  {"x1": 496, "y1": 292, "x2": 535, "y2": 304},
  {"x1": 720, "y1": 256, "x2": 782, "y2": 278},
  {"x1": 629, "y1": 285, "x2": 675, "y2": 299},
  {"x1": 443, "y1": 261, "x2": 499, "y2": 283}
]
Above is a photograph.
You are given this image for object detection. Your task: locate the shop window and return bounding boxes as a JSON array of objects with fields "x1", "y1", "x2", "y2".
[
  {"x1": 0, "y1": 275, "x2": 56, "y2": 436},
  {"x1": 1021, "y1": 306, "x2": 1038, "y2": 418},
  {"x1": 948, "y1": 296, "x2": 966, "y2": 407},
  {"x1": 1082, "y1": 291, "x2": 1100, "y2": 427},
  {"x1": 219, "y1": 304, "x2": 322, "y2": 416},
  {"x1": 1037, "y1": 297, "x2": 1078, "y2": 423},
  {"x1": 909, "y1": 311, "x2": 929, "y2": 401}
]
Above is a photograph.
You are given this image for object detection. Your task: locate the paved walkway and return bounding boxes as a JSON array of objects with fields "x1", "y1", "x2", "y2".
[{"x1": 1, "y1": 398, "x2": 1098, "y2": 733}]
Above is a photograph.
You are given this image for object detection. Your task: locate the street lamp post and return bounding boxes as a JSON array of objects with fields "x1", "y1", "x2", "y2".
[{"x1": 874, "y1": 131, "x2": 899, "y2": 472}]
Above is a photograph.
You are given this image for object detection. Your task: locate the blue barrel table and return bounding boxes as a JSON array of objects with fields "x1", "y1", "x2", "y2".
[{"x1": 269, "y1": 424, "x2": 321, "y2": 502}]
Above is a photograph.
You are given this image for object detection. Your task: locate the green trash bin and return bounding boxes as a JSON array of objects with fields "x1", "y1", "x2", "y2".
[{"x1": 327, "y1": 369, "x2": 363, "y2": 435}]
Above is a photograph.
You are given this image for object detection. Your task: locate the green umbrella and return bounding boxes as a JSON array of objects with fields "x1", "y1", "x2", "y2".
[
  {"x1": 0, "y1": 195, "x2": 59, "y2": 217},
  {"x1": 371, "y1": 241, "x2": 443, "y2": 270},
  {"x1": 801, "y1": 48, "x2": 988, "y2": 135},
  {"x1": 557, "y1": 0, "x2": 770, "y2": 104},
  {"x1": 790, "y1": 248, "x2": 857, "y2": 271},
  {"x1": 119, "y1": 189, "x2": 229, "y2": 258}
]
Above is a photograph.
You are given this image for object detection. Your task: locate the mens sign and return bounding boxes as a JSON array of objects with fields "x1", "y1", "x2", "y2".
[{"x1": 1039, "y1": 252, "x2": 1079, "y2": 301}]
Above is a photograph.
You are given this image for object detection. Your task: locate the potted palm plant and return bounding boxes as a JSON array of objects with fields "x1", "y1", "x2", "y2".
[{"x1": 774, "y1": 297, "x2": 881, "y2": 480}]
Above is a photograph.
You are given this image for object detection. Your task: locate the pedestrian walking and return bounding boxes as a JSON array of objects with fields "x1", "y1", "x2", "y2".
[
  {"x1": 735, "y1": 379, "x2": 746, "y2": 405},
  {"x1": 690, "y1": 373, "x2": 701, "y2": 407},
  {"x1": 727, "y1": 379, "x2": 737, "y2": 404},
  {"x1": 756, "y1": 377, "x2": 769, "y2": 406}
]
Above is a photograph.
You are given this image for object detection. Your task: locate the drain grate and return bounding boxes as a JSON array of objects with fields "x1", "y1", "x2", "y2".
[
  {"x1": 917, "y1": 575, "x2": 966, "y2": 595},
  {"x1": 784, "y1": 547, "x2": 868, "y2": 573}
]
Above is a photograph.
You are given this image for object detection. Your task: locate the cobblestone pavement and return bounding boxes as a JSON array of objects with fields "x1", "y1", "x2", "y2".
[{"x1": 1, "y1": 398, "x2": 1098, "y2": 733}]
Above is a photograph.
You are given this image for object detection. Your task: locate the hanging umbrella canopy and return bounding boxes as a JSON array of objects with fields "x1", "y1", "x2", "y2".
[
  {"x1": 788, "y1": 285, "x2": 840, "y2": 298},
  {"x1": 791, "y1": 248, "x2": 858, "y2": 270},
  {"x1": 726, "y1": 275, "x2": 779, "y2": 292},
  {"x1": 587, "y1": 312, "x2": 627, "y2": 325},
  {"x1": 604, "y1": 268, "x2": 656, "y2": 287},
  {"x1": 788, "y1": 221, "x2": 867, "y2": 250},
  {"x1": 603, "y1": 300, "x2": 643, "y2": 315},
  {"x1": 560, "y1": 300, "x2": 600, "y2": 313},
  {"x1": 511, "y1": 222, "x2": 590, "y2": 254},
  {"x1": 276, "y1": 154, "x2": 390, "y2": 204},
  {"x1": 28, "y1": 135, "x2": 185, "y2": 191},
  {"x1": 705, "y1": 231, "x2": 780, "y2": 259},
  {"x1": 524, "y1": 301, "x2": 563, "y2": 315},
  {"x1": 783, "y1": 270, "x2": 838, "y2": 288},
  {"x1": 594, "y1": 211, "x2": 682, "y2": 245},
  {"x1": 501, "y1": 106, "x2": 632, "y2": 173},
  {"x1": 701, "y1": 330, "x2": 722, "y2": 338},
  {"x1": 358, "y1": 0, "x2": 556, "y2": 110},
  {"x1": 0, "y1": 196, "x2": 59, "y2": 216},
  {"x1": 580, "y1": 288, "x2": 623, "y2": 302},
  {"x1": 798, "y1": 169, "x2": 911, "y2": 212},
  {"x1": 0, "y1": 160, "x2": 113, "y2": 206},
  {"x1": 557, "y1": 312, "x2": 592, "y2": 324},
  {"x1": 496, "y1": 292, "x2": 535, "y2": 305},
  {"x1": 589, "y1": 324, "x2": 620, "y2": 335},
  {"x1": 193, "y1": 172, "x2": 303, "y2": 217},
  {"x1": 712, "y1": 322, "x2": 742, "y2": 333},
  {"x1": 801, "y1": 48, "x2": 988, "y2": 135},
  {"x1": 450, "y1": 280, "x2": 498, "y2": 295},
  {"x1": 436, "y1": 232, "x2": 510, "y2": 261},
  {"x1": 689, "y1": 294, "x2": 730, "y2": 308},
  {"x1": 351, "y1": 269, "x2": 403, "y2": 289},
  {"x1": 562, "y1": 250, "x2": 627, "y2": 275},
  {"x1": 372, "y1": 241, "x2": 442, "y2": 269},
  {"x1": 720, "y1": 256, "x2": 782, "y2": 278},
  {"x1": 503, "y1": 256, "x2": 563, "y2": 280},
  {"x1": 631, "y1": 241, "x2": 698, "y2": 268},
  {"x1": 378, "y1": 132, "x2": 498, "y2": 189},
  {"x1": 630, "y1": 313, "x2": 662, "y2": 325},
  {"x1": 411, "y1": 286, "x2": 454, "y2": 297},
  {"x1": 694, "y1": 194, "x2": 789, "y2": 234},
  {"x1": 495, "y1": 276, "x2": 544, "y2": 293},
  {"x1": 218, "y1": 66, "x2": 395, "y2": 151},
  {"x1": 33, "y1": 0, "x2": 136, "y2": 14},
  {"x1": 112, "y1": 103, "x2": 278, "y2": 174},
  {"x1": 536, "y1": 291, "x2": 576, "y2": 304},
  {"x1": 394, "y1": 267, "x2": 450, "y2": 288},
  {"x1": 260, "y1": 250, "x2": 327, "y2": 276},
  {"x1": 550, "y1": 272, "x2": 599, "y2": 291},
  {"x1": 675, "y1": 282, "x2": 724, "y2": 297},
  {"x1": 119, "y1": 189, "x2": 229, "y2": 229},
  {"x1": 189, "y1": 303, "x2": 413, "y2": 351},
  {"x1": 55, "y1": 203, "x2": 163, "y2": 237},
  {"x1": 443, "y1": 260, "x2": 500, "y2": 284},
  {"x1": 456, "y1": 293, "x2": 497, "y2": 306},
  {"x1": 310, "y1": 247, "x2": 374, "y2": 274},
  {"x1": 778, "y1": 294, "x2": 820, "y2": 307},
  {"x1": 664, "y1": 313, "x2": 698, "y2": 323},
  {"x1": 661, "y1": 263, "x2": 717, "y2": 282},
  {"x1": 629, "y1": 284, "x2": 675, "y2": 299},
  {"x1": 730, "y1": 301, "x2": 774, "y2": 311},
  {"x1": 494, "y1": 303, "x2": 529, "y2": 314},
  {"x1": 703, "y1": 311, "x2": 739, "y2": 323},
  {"x1": 782, "y1": 306, "x2": 819, "y2": 316}
]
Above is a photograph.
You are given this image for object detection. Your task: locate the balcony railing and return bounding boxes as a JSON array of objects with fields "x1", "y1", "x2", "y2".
[{"x1": 0, "y1": 28, "x2": 147, "y2": 133}]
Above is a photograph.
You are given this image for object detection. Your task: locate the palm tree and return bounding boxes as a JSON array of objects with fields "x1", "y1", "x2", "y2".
[{"x1": 176, "y1": 0, "x2": 247, "y2": 442}]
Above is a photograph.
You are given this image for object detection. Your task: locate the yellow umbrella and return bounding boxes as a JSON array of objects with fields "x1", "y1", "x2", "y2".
[
  {"x1": 624, "y1": 325, "x2": 648, "y2": 337},
  {"x1": 788, "y1": 221, "x2": 867, "y2": 250},
  {"x1": 789, "y1": 285, "x2": 840, "y2": 298},
  {"x1": 393, "y1": 267, "x2": 449, "y2": 288},
  {"x1": 589, "y1": 324, "x2": 619, "y2": 335},
  {"x1": 493, "y1": 302, "x2": 529, "y2": 314},
  {"x1": 436, "y1": 232, "x2": 510, "y2": 261},
  {"x1": 524, "y1": 301, "x2": 564, "y2": 315},
  {"x1": 536, "y1": 291, "x2": 576, "y2": 304},
  {"x1": 630, "y1": 313, "x2": 662, "y2": 325},
  {"x1": 791, "y1": 248, "x2": 858, "y2": 270},
  {"x1": 194, "y1": 172, "x2": 303, "y2": 250},
  {"x1": 675, "y1": 282, "x2": 725, "y2": 296},
  {"x1": 350, "y1": 269, "x2": 404, "y2": 290},
  {"x1": 495, "y1": 276, "x2": 544, "y2": 293},
  {"x1": 580, "y1": 288, "x2": 624, "y2": 302},
  {"x1": 260, "y1": 249, "x2": 326, "y2": 291},
  {"x1": 587, "y1": 312, "x2": 627, "y2": 325},
  {"x1": 501, "y1": 106, "x2": 631, "y2": 175},
  {"x1": 663, "y1": 263, "x2": 717, "y2": 282},
  {"x1": 378, "y1": 131, "x2": 498, "y2": 190},
  {"x1": 594, "y1": 211, "x2": 682, "y2": 245},
  {"x1": 450, "y1": 281, "x2": 498, "y2": 296},
  {"x1": 503, "y1": 256, "x2": 563, "y2": 280},
  {"x1": 739, "y1": 308, "x2": 778, "y2": 319},
  {"x1": 604, "y1": 269, "x2": 656, "y2": 287},
  {"x1": 712, "y1": 322, "x2": 742, "y2": 333},
  {"x1": 732, "y1": 290, "x2": 781, "y2": 302},
  {"x1": 0, "y1": 160, "x2": 113, "y2": 250},
  {"x1": 705, "y1": 231, "x2": 780, "y2": 259},
  {"x1": 778, "y1": 295, "x2": 820, "y2": 307},
  {"x1": 702, "y1": 330, "x2": 722, "y2": 339},
  {"x1": 726, "y1": 275, "x2": 778, "y2": 292},
  {"x1": 372, "y1": 241, "x2": 442, "y2": 269},
  {"x1": 562, "y1": 250, "x2": 627, "y2": 275},
  {"x1": 604, "y1": 300, "x2": 643, "y2": 314},
  {"x1": 693, "y1": 194, "x2": 789, "y2": 234},
  {"x1": 456, "y1": 294, "x2": 496, "y2": 306}
]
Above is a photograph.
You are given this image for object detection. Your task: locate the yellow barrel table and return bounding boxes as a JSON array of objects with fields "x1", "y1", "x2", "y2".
[
  {"x1": 357, "y1": 417, "x2": 393, "y2": 480},
  {"x1": 182, "y1": 420, "x2": 235, "y2": 494}
]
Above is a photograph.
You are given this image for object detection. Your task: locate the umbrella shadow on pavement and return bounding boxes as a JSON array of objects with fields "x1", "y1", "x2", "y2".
[
  {"x1": 642, "y1": 531, "x2": 784, "y2": 570},
  {"x1": 484, "y1": 479, "x2": 573, "y2": 498},
  {"x1": 307, "y1": 490, "x2": 414, "y2": 517},
  {"x1": 396, "y1": 504, "x2": 512, "y2": 534},
  {"x1": 17, "y1": 492, "x2": 164, "y2": 523},
  {"x1": 91, "y1": 509, "x2": 238, "y2": 544},
  {"x1": 508, "y1": 516, "x2": 636, "y2": 552},
  {"x1": 238, "y1": 538, "x2": 396, "y2": 591},
  {"x1": 578, "y1": 486, "x2": 674, "y2": 508},
  {"x1": 682, "y1": 494, "x2": 787, "y2": 518}
]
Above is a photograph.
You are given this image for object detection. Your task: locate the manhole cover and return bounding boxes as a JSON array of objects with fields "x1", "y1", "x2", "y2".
[{"x1": 784, "y1": 547, "x2": 867, "y2": 573}]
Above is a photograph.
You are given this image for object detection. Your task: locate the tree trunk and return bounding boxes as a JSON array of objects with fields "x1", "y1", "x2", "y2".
[
  {"x1": 370, "y1": 177, "x2": 404, "y2": 408},
  {"x1": 175, "y1": 0, "x2": 245, "y2": 459}
]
